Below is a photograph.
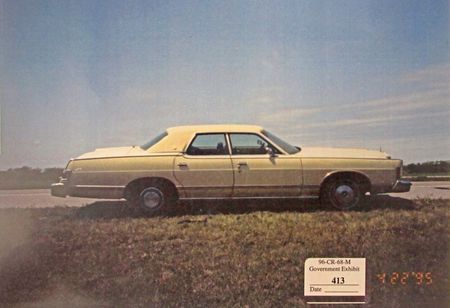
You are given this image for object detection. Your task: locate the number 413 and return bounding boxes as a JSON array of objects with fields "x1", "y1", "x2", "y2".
[{"x1": 332, "y1": 277, "x2": 345, "y2": 284}]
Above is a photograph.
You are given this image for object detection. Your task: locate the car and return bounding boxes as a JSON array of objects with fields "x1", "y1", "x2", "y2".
[{"x1": 51, "y1": 124, "x2": 411, "y2": 211}]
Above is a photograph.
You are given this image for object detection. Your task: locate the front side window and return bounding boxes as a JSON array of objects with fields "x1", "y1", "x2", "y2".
[
  {"x1": 262, "y1": 130, "x2": 300, "y2": 154},
  {"x1": 186, "y1": 134, "x2": 229, "y2": 155},
  {"x1": 229, "y1": 133, "x2": 280, "y2": 155}
]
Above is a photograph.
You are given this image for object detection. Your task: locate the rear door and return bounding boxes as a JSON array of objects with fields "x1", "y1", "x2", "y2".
[{"x1": 173, "y1": 133, "x2": 234, "y2": 198}]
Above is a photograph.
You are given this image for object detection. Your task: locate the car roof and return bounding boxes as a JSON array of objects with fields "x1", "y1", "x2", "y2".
[
  {"x1": 166, "y1": 124, "x2": 264, "y2": 134},
  {"x1": 148, "y1": 124, "x2": 264, "y2": 153}
]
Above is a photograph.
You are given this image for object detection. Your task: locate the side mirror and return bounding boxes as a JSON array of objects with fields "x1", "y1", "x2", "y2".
[{"x1": 265, "y1": 146, "x2": 277, "y2": 157}]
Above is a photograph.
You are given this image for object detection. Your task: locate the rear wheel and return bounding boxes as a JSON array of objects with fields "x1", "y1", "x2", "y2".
[
  {"x1": 140, "y1": 186, "x2": 165, "y2": 212},
  {"x1": 321, "y1": 177, "x2": 363, "y2": 210},
  {"x1": 126, "y1": 180, "x2": 177, "y2": 215}
]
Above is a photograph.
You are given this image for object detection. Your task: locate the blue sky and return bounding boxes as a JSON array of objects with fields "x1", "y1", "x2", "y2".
[{"x1": 0, "y1": 0, "x2": 448, "y2": 168}]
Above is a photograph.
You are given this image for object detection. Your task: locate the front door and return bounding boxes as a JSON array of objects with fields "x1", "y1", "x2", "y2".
[
  {"x1": 229, "y1": 133, "x2": 302, "y2": 197},
  {"x1": 173, "y1": 133, "x2": 233, "y2": 198}
]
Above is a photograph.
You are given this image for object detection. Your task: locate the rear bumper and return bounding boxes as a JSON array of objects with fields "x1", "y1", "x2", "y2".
[
  {"x1": 391, "y1": 180, "x2": 412, "y2": 193},
  {"x1": 51, "y1": 182, "x2": 67, "y2": 197},
  {"x1": 51, "y1": 181, "x2": 124, "y2": 199}
]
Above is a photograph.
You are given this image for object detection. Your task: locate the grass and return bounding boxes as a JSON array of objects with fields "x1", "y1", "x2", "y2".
[{"x1": 0, "y1": 197, "x2": 448, "y2": 307}]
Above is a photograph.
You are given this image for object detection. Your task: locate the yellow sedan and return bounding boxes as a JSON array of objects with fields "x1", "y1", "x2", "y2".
[{"x1": 51, "y1": 124, "x2": 411, "y2": 212}]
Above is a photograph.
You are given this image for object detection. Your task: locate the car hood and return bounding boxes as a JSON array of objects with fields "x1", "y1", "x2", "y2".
[
  {"x1": 76, "y1": 146, "x2": 150, "y2": 159},
  {"x1": 297, "y1": 147, "x2": 390, "y2": 159}
]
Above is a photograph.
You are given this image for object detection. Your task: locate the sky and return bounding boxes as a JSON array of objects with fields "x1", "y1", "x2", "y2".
[{"x1": 0, "y1": 0, "x2": 448, "y2": 168}]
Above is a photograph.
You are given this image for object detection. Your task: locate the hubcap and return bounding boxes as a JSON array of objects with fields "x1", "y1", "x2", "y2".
[
  {"x1": 141, "y1": 188, "x2": 163, "y2": 210},
  {"x1": 334, "y1": 184, "x2": 356, "y2": 208}
]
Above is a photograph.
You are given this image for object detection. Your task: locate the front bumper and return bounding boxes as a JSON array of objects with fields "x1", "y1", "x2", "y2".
[
  {"x1": 391, "y1": 180, "x2": 412, "y2": 193},
  {"x1": 51, "y1": 182, "x2": 67, "y2": 197}
]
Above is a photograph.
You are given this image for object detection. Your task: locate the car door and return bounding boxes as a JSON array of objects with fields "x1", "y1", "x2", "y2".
[
  {"x1": 229, "y1": 133, "x2": 302, "y2": 198},
  {"x1": 173, "y1": 133, "x2": 234, "y2": 198}
]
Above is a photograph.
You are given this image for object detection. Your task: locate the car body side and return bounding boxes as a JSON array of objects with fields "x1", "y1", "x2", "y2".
[{"x1": 51, "y1": 125, "x2": 408, "y2": 201}]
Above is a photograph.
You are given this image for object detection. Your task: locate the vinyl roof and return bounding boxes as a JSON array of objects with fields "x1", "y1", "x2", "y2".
[
  {"x1": 148, "y1": 124, "x2": 264, "y2": 153},
  {"x1": 166, "y1": 124, "x2": 264, "y2": 134}
]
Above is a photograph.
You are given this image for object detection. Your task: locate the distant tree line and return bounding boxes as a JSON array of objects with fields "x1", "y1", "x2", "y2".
[
  {"x1": 0, "y1": 166, "x2": 63, "y2": 189},
  {"x1": 404, "y1": 161, "x2": 450, "y2": 175}
]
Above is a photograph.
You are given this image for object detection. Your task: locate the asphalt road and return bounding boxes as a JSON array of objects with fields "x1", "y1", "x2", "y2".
[{"x1": 0, "y1": 181, "x2": 448, "y2": 209}]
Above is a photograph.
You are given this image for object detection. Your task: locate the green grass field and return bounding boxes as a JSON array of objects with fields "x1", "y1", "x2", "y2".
[{"x1": 0, "y1": 197, "x2": 448, "y2": 307}]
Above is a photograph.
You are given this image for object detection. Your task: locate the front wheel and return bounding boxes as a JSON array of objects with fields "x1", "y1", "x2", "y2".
[{"x1": 321, "y1": 178, "x2": 363, "y2": 210}]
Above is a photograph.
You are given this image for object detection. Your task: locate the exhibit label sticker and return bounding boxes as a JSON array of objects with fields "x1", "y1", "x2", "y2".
[{"x1": 304, "y1": 258, "x2": 366, "y2": 297}]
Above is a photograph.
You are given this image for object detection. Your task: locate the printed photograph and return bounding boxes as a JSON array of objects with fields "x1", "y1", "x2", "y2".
[{"x1": 0, "y1": 1, "x2": 448, "y2": 307}]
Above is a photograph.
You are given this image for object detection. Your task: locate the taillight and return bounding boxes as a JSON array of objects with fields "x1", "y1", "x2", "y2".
[{"x1": 396, "y1": 162, "x2": 402, "y2": 179}]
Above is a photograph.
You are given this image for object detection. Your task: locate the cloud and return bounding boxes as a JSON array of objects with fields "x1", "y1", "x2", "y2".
[
  {"x1": 343, "y1": 88, "x2": 449, "y2": 112},
  {"x1": 340, "y1": 63, "x2": 450, "y2": 115},
  {"x1": 258, "y1": 107, "x2": 322, "y2": 124},
  {"x1": 245, "y1": 86, "x2": 285, "y2": 106},
  {"x1": 262, "y1": 63, "x2": 449, "y2": 133},
  {"x1": 300, "y1": 109, "x2": 450, "y2": 129},
  {"x1": 254, "y1": 62, "x2": 450, "y2": 162},
  {"x1": 399, "y1": 63, "x2": 450, "y2": 89},
  {"x1": 248, "y1": 95, "x2": 282, "y2": 105}
]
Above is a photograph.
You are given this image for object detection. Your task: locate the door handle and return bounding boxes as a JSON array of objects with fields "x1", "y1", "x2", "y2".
[
  {"x1": 237, "y1": 162, "x2": 247, "y2": 172},
  {"x1": 177, "y1": 162, "x2": 188, "y2": 168}
]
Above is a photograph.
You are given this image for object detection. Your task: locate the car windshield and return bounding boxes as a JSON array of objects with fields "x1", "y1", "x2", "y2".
[
  {"x1": 140, "y1": 131, "x2": 168, "y2": 150},
  {"x1": 261, "y1": 130, "x2": 300, "y2": 154}
]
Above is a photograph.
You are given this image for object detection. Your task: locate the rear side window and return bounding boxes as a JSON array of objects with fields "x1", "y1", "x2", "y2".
[
  {"x1": 186, "y1": 134, "x2": 229, "y2": 155},
  {"x1": 140, "y1": 132, "x2": 168, "y2": 150}
]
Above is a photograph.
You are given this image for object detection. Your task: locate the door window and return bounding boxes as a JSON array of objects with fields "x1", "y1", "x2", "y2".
[
  {"x1": 186, "y1": 134, "x2": 229, "y2": 155},
  {"x1": 229, "y1": 134, "x2": 279, "y2": 155}
]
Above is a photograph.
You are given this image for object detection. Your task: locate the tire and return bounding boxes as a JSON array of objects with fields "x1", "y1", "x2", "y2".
[
  {"x1": 127, "y1": 180, "x2": 176, "y2": 215},
  {"x1": 321, "y1": 177, "x2": 363, "y2": 210}
]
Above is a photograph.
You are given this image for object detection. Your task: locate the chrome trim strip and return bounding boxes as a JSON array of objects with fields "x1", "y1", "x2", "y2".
[
  {"x1": 178, "y1": 184, "x2": 318, "y2": 189},
  {"x1": 233, "y1": 184, "x2": 302, "y2": 188},
  {"x1": 179, "y1": 155, "x2": 232, "y2": 159},
  {"x1": 304, "y1": 168, "x2": 395, "y2": 171},
  {"x1": 301, "y1": 157, "x2": 391, "y2": 161},
  {"x1": 179, "y1": 185, "x2": 231, "y2": 189},
  {"x1": 179, "y1": 196, "x2": 319, "y2": 200},
  {"x1": 302, "y1": 184, "x2": 319, "y2": 188},
  {"x1": 74, "y1": 170, "x2": 175, "y2": 174},
  {"x1": 75, "y1": 185, "x2": 126, "y2": 188},
  {"x1": 307, "y1": 302, "x2": 366, "y2": 305},
  {"x1": 74, "y1": 153, "x2": 177, "y2": 161}
]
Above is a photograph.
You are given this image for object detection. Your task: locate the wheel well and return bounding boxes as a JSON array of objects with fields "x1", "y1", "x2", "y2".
[
  {"x1": 123, "y1": 177, "x2": 179, "y2": 201},
  {"x1": 320, "y1": 171, "x2": 371, "y2": 195}
]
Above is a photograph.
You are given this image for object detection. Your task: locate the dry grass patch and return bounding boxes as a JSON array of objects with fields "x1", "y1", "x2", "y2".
[{"x1": 0, "y1": 197, "x2": 448, "y2": 307}]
